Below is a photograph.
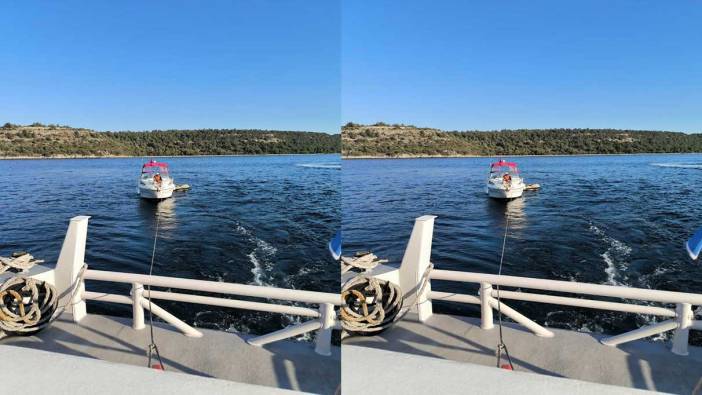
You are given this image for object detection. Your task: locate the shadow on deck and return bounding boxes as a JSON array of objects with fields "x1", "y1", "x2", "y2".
[
  {"x1": 1, "y1": 313, "x2": 340, "y2": 394},
  {"x1": 343, "y1": 313, "x2": 702, "y2": 394}
]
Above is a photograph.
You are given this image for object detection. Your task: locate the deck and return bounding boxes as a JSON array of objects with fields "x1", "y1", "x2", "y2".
[
  {"x1": 342, "y1": 313, "x2": 702, "y2": 394},
  {"x1": 1, "y1": 313, "x2": 340, "y2": 394}
]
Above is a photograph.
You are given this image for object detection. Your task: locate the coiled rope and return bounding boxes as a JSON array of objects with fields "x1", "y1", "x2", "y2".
[
  {"x1": 340, "y1": 275, "x2": 402, "y2": 334},
  {"x1": 340, "y1": 255, "x2": 433, "y2": 335},
  {"x1": 341, "y1": 252, "x2": 388, "y2": 274},
  {"x1": 0, "y1": 277, "x2": 57, "y2": 335},
  {"x1": 0, "y1": 252, "x2": 44, "y2": 274},
  {"x1": 0, "y1": 253, "x2": 86, "y2": 338}
]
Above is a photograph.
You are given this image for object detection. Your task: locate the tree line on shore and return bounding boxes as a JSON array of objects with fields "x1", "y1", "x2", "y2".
[
  {"x1": 342, "y1": 123, "x2": 702, "y2": 157},
  {"x1": 0, "y1": 124, "x2": 340, "y2": 157}
]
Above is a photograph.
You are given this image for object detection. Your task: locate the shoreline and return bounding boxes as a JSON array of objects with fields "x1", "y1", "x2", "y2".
[
  {"x1": 342, "y1": 152, "x2": 702, "y2": 160},
  {"x1": 3, "y1": 151, "x2": 700, "y2": 160},
  {"x1": 0, "y1": 152, "x2": 341, "y2": 160}
]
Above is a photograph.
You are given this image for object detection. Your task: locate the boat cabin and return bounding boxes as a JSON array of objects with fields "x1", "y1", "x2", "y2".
[
  {"x1": 489, "y1": 160, "x2": 519, "y2": 179},
  {"x1": 141, "y1": 160, "x2": 169, "y2": 179}
]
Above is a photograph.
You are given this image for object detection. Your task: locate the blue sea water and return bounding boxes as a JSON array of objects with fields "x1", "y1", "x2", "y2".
[
  {"x1": 0, "y1": 154, "x2": 340, "y2": 334},
  {"x1": 342, "y1": 154, "x2": 702, "y2": 342}
]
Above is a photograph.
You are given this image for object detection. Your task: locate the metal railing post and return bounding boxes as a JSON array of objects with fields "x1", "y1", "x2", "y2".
[
  {"x1": 248, "y1": 321, "x2": 321, "y2": 346},
  {"x1": 479, "y1": 282, "x2": 494, "y2": 330},
  {"x1": 487, "y1": 298, "x2": 554, "y2": 337},
  {"x1": 671, "y1": 303, "x2": 693, "y2": 356},
  {"x1": 314, "y1": 303, "x2": 335, "y2": 356},
  {"x1": 131, "y1": 282, "x2": 145, "y2": 330},
  {"x1": 140, "y1": 299, "x2": 203, "y2": 337}
]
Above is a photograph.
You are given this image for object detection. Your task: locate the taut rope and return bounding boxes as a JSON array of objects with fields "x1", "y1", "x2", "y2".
[
  {"x1": 146, "y1": 212, "x2": 165, "y2": 370},
  {"x1": 495, "y1": 213, "x2": 514, "y2": 370}
]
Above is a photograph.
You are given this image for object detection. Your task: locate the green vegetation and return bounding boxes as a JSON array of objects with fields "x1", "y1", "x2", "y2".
[
  {"x1": 0, "y1": 124, "x2": 340, "y2": 157},
  {"x1": 343, "y1": 124, "x2": 702, "y2": 157}
]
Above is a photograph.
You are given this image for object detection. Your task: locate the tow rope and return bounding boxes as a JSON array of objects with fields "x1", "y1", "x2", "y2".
[
  {"x1": 495, "y1": 213, "x2": 514, "y2": 371},
  {"x1": 146, "y1": 212, "x2": 165, "y2": 371}
]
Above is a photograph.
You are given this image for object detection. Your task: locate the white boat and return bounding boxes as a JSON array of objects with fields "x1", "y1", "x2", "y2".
[
  {"x1": 485, "y1": 159, "x2": 525, "y2": 199},
  {"x1": 138, "y1": 160, "x2": 175, "y2": 199}
]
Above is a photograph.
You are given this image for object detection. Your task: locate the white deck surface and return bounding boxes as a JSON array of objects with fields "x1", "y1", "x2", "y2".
[
  {"x1": 2, "y1": 345, "x2": 301, "y2": 394},
  {"x1": 343, "y1": 345, "x2": 656, "y2": 394},
  {"x1": 1, "y1": 313, "x2": 340, "y2": 394},
  {"x1": 343, "y1": 313, "x2": 702, "y2": 394}
]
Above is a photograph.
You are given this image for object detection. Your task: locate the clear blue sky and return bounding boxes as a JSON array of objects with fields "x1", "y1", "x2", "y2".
[
  {"x1": 0, "y1": 1, "x2": 340, "y2": 133},
  {"x1": 343, "y1": 1, "x2": 702, "y2": 133}
]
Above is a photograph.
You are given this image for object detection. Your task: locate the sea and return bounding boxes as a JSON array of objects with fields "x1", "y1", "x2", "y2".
[
  {"x1": 0, "y1": 154, "x2": 340, "y2": 335},
  {"x1": 342, "y1": 154, "x2": 702, "y2": 344}
]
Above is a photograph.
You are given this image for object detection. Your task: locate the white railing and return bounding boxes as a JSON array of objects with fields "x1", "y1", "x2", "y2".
[
  {"x1": 35, "y1": 216, "x2": 340, "y2": 356},
  {"x1": 373, "y1": 215, "x2": 702, "y2": 356}
]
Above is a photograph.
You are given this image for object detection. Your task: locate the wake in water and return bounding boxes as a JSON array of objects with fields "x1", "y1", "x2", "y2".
[
  {"x1": 651, "y1": 163, "x2": 702, "y2": 169},
  {"x1": 231, "y1": 223, "x2": 314, "y2": 339},
  {"x1": 583, "y1": 223, "x2": 675, "y2": 341},
  {"x1": 296, "y1": 163, "x2": 341, "y2": 169},
  {"x1": 588, "y1": 224, "x2": 632, "y2": 286},
  {"x1": 234, "y1": 223, "x2": 278, "y2": 286}
]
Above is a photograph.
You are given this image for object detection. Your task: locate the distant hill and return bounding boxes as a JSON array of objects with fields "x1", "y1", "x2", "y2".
[
  {"x1": 0, "y1": 122, "x2": 340, "y2": 158},
  {"x1": 342, "y1": 123, "x2": 702, "y2": 157}
]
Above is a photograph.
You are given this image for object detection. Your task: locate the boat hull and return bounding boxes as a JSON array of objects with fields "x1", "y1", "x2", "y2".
[
  {"x1": 486, "y1": 185, "x2": 524, "y2": 199},
  {"x1": 139, "y1": 186, "x2": 175, "y2": 200}
]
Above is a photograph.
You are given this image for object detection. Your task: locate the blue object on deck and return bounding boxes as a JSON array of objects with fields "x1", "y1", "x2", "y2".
[
  {"x1": 686, "y1": 227, "x2": 702, "y2": 260},
  {"x1": 329, "y1": 231, "x2": 342, "y2": 261}
]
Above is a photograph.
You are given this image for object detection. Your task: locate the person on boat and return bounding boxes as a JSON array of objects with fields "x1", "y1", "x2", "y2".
[
  {"x1": 502, "y1": 173, "x2": 512, "y2": 191},
  {"x1": 153, "y1": 173, "x2": 162, "y2": 186}
]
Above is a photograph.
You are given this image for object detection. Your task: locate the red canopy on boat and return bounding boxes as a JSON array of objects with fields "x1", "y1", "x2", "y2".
[
  {"x1": 143, "y1": 160, "x2": 168, "y2": 168},
  {"x1": 142, "y1": 160, "x2": 169, "y2": 173},
  {"x1": 491, "y1": 160, "x2": 517, "y2": 168}
]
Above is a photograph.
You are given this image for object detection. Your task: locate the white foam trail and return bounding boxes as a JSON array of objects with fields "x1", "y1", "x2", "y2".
[
  {"x1": 651, "y1": 163, "x2": 702, "y2": 169},
  {"x1": 589, "y1": 224, "x2": 632, "y2": 286},
  {"x1": 602, "y1": 252, "x2": 618, "y2": 285},
  {"x1": 248, "y1": 252, "x2": 266, "y2": 286},
  {"x1": 235, "y1": 223, "x2": 277, "y2": 286},
  {"x1": 232, "y1": 223, "x2": 314, "y2": 342}
]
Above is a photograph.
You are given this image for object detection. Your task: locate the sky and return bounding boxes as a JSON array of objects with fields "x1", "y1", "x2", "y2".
[
  {"x1": 0, "y1": 1, "x2": 340, "y2": 133},
  {"x1": 343, "y1": 1, "x2": 702, "y2": 133}
]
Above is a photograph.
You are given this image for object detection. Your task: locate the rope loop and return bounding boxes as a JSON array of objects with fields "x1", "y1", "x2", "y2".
[
  {"x1": 340, "y1": 275, "x2": 402, "y2": 335},
  {"x1": 341, "y1": 252, "x2": 388, "y2": 274},
  {"x1": 0, "y1": 252, "x2": 44, "y2": 274},
  {"x1": 0, "y1": 277, "x2": 58, "y2": 335},
  {"x1": 0, "y1": 252, "x2": 86, "y2": 338}
]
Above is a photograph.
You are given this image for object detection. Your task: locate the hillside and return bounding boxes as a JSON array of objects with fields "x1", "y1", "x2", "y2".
[
  {"x1": 342, "y1": 123, "x2": 702, "y2": 157},
  {"x1": 0, "y1": 123, "x2": 340, "y2": 158}
]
